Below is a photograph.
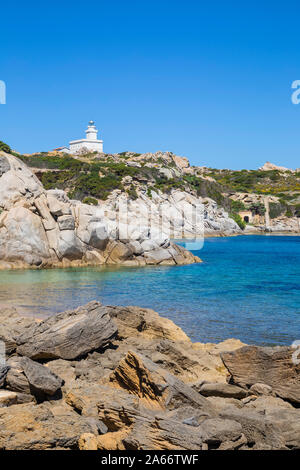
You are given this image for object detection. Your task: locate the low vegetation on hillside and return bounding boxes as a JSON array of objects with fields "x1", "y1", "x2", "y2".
[
  {"x1": 0, "y1": 141, "x2": 11, "y2": 153},
  {"x1": 205, "y1": 168, "x2": 300, "y2": 197},
  {"x1": 1, "y1": 142, "x2": 299, "y2": 222},
  {"x1": 17, "y1": 153, "x2": 234, "y2": 207},
  {"x1": 204, "y1": 167, "x2": 300, "y2": 218}
]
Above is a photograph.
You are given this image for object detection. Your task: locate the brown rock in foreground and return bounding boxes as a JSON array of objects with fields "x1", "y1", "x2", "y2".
[
  {"x1": 198, "y1": 382, "x2": 248, "y2": 399},
  {"x1": 16, "y1": 301, "x2": 117, "y2": 360},
  {"x1": 0, "y1": 402, "x2": 100, "y2": 450},
  {"x1": 5, "y1": 356, "x2": 63, "y2": 401},
  {"x1": 0, "y1": 306, "x2": 36, "y2": 355},
  {"x1": 106, "y1": 304, "x2": 191, "y2": 342},
  {"x1": 221, "y1": 346, "x2": 300, "y2": 404},
  {"x1": 109, "y1": 350, "x2": 217, "y2": 418},
  {"x1": 0, "y1": 301, "x2": 299, "y2": 450}
]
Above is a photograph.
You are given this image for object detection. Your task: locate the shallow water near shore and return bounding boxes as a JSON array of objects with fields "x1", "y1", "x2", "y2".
[{"x1": 0, "y1": 235, "x2": 299, "y2": 346}]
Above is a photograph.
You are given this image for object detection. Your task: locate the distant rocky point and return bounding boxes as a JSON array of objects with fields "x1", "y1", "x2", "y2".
[{"x1": 259, "y1": 161, "x2": 294, "y2": 172}]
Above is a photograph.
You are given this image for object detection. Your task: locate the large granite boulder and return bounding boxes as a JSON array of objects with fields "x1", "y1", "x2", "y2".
[
  {"x1": 57, "y1": 229, "x2": 85, "y2": 259},
  {"x1": 0, "y1": 206, "x2": 51, "y2": 266},
  {"x1": 0, "y1": 152, "x2": 201, "y2": 269},
  {"x1": 16, "y1": 301, "x2": 118, "y2": 360},
  {"x1": 0, "y1": 154, "x2": 42, "y2": 210},
  {"x1": 0, "y1": 156, "x2": 11, "y2": 177}
]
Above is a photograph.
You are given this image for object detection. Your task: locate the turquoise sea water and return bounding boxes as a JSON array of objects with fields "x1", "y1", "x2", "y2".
[{"x1": 0, "y1": 235, "x2": 299, "y2": 346}]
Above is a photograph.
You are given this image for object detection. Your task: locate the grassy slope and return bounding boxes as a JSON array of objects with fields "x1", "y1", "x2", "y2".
[
  {"x1": 17, "y1": 153, "x2": 234, "y2": 207},
  {"x1": 7, "y1": 146, "x2": 300, "y2": 221}
]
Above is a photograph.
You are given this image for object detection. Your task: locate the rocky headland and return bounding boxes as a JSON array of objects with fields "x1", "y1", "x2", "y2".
[
  {"x1": 0, "y1": 147, "x2": 299, "y2": 270},
  {"x1": 0, "y1": 301, "x2": 299, "y2": 450},
  {"x1": 18, "y1": 148, "x2": 300, "y2": 236},
  {"x1": 0, "y1": 152, "x2": 200, "y2": 270}
]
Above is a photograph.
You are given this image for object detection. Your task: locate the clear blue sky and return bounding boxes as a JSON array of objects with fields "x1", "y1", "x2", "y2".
[{"x1": 1, "y1": 1, "x2": 300, "y2": 169}]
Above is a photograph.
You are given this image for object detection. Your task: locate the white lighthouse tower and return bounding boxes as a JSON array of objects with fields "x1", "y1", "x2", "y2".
[
  {"x1": 85, "y1": 120, "x2": 98, "y2": 141},
  {"x1": 68, "y1": 121, "x2": 104, "y2": 154}
]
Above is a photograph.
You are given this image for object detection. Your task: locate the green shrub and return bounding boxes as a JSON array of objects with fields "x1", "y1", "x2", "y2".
[
  {"x1": 205, "y1": 168, "x2": 300, "y2": 196},
  {"x1": 294, "y1": 204, "x2": 300, "y2": 217},
  {"x1": 126, "y1": 185, "x2": 138, "y2": 200},
  {"x1": 82, "y1": 196, "x2": 98, "y2": 206},
  {"x1": 207, "y1": 187, "x2": 226, "y2": 206},
  {"x1": 41, "y1": 171, "x2": 67, "y2": 190},
  {"x1": 154, "y1": 177, "x2": 185, "y2": 193},
  {"x1": 249, "y1": 202, "x2": 266, "y2": 215},
  {"x1": 71, "y1": 172, "x2": 124, "y2": 200},
  {"x1": 269, "y1": 202, "x2": 286, "y2": 219},
  {"x1": 230, "y1": 200, "x2": 246, "y2": 212},
  {"x1": 146, "y1": 186, "x2": 155, "y2": 199},
  {"x1": 19, "y1": 154, "x2": 82, "y2": 171},
  {"x1": 0, "y1": 141, "x2": 11, "y2": 153},
  {"x1": 277, "y1": 193, "x2": 295, "y2": 201},
  {"x1": 230, "y1": 212, "x2": 246, "y2": 230}
]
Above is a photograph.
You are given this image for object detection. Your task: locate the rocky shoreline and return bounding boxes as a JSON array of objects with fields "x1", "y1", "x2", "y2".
[
  {"x1": 1, "y1": 151, "x2": 298, "y2": 272},
  {"x1": 0, "y1": 152, "x2": 200, "y2": 270},
  {"x1": 0, "y1": 301, "x2": 299, "y2": 450}
]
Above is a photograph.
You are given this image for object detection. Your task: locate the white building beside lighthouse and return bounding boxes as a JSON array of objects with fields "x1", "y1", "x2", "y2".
[{"x1": 55, "y1": 121, "x2": 103, "y2": 154}]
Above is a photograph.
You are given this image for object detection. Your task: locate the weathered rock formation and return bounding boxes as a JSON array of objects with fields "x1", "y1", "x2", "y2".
[
  {"x1": 259, "y1": 162, "x2": 292, "y2": 172},
  {"x1": 0, "y1": 306, "x2": 36, "y2": 354},
  {"x1": 221, "y1": 346, "x2": 300, "y2": 404},
  {"x1": 102, "y1": 188, "x2": 240, "y2": 238},
  {"x1": 6, "y1": 356, "x2": 63, "y2": 400},
  {"x1": 16, "y1": 301, "x2": 118, "y2": 360},
  {"x1": 0, "y1": 152, "x2": 200, "y2": 269},
  {"x1": 0, "y1": 301, "x2": 299, "y2": 450}
]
